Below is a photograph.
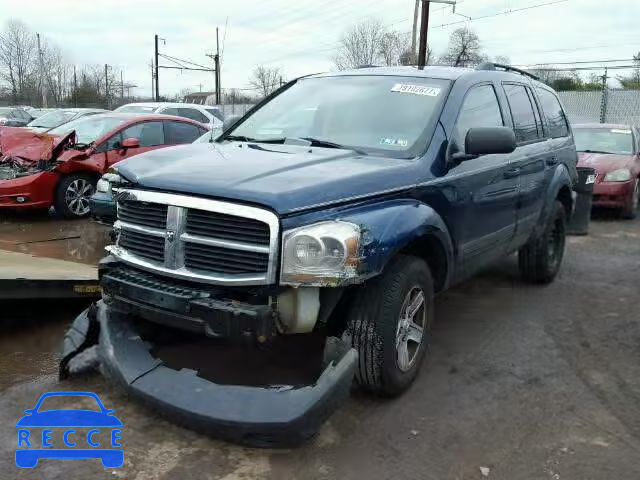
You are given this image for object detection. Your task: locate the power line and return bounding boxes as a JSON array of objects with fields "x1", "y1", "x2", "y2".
[{"x1": 515, "y1": 59, "x2": 637, "y2": 67}]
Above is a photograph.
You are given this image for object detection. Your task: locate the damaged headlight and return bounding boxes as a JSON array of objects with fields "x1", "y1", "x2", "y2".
[
  {"x1": 604, "y1": 168, "x2": 631, "y2": 182},
  {"x1": 96, "y1": 172, "x2": 122, "y2": 193},
  {"x1": 280, "y1": 221, "x2": 361, "y2": 286}
]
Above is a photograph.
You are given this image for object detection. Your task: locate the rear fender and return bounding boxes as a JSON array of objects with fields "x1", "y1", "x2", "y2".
[{"x1": 535, "y1": 165, "x2": 574, "y2": 236}]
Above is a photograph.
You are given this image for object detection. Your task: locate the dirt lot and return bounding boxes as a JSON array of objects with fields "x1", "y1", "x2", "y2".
[{"x1": 1, "y1": 214, "x2": 639, "y2": 480}]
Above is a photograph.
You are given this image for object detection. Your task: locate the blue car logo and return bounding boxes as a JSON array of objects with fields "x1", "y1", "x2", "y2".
[{"x1": 15, "y1": 391, "x2": 123, "y2": 468}]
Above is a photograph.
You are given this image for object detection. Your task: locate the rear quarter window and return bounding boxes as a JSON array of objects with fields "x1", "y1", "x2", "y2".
[
  {"x1": 536, "y1": 88, "x2": 570, "y2": 139},
  {"x1": 503, "y1": 83, "x2": 542, "y2": 144}
]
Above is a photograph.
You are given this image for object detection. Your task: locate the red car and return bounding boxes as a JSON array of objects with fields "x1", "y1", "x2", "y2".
[
  {"x1": 575, "y1": 123, "x2": 640, "y2": 219},
  {"x1": 0, "y1": 113, "x2": 208, "y2": 218}
]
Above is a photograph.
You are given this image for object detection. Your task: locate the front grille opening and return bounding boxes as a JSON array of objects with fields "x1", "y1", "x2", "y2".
[
  {"x1": 118, "y1": 201, "x2": 168, "y2": 229},
  {"x1": 184, "y1": 243, "x2": 269, "y2": 275},
  {"x1": 186, "y1": 209, "x2": 270, "y2": 246},
  {"x1": 118, "y1": 230, "x2": 164, "y2": 263},
  {"x1": 141, "y1": 324, "x2": 326, "y2": 387}
]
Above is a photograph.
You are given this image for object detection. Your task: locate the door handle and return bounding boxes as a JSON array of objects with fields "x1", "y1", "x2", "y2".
[
  {"x1": 504, "y1": 168, "x2": 520, "y2": 179},
  {"x1": 546, "y1": 156, "x2": 559, "y2": 166}
]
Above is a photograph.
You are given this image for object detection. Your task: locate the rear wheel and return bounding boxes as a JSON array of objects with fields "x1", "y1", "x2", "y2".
[
  {"x1": 344, "y1": 255, "x2": 434, "y2": 396},
  {"x1": 54, "y1": 173, "x2": 96, "y2": 219},
  {"x1": 622, "y1": 179, "x2": 639, "y2": 220},
  {"x1": 518, "y1": 200, "x2": 566, "y2": 284}
]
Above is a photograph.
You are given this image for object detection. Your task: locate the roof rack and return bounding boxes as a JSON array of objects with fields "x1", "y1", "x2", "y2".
[{"x1": 476, "y1": 62, "x2": 539, "y2": 81}]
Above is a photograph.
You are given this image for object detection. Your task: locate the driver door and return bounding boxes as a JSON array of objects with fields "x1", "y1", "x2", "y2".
[{"x1": 104, "y1": 121, "x2": 165, "y2": 167}]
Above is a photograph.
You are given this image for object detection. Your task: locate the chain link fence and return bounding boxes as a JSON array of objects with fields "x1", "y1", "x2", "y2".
[
  {"x1": 219, "y1": 103, "x2": 255, "y2": 117},
  {"x1": 558, "y1": 89, "x2": 640, "y2": 127}
]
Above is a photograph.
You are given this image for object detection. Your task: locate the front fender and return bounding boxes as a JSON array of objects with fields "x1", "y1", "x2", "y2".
[{"x1": 338, "y1": 199, "x2": 454, "y2": 282}]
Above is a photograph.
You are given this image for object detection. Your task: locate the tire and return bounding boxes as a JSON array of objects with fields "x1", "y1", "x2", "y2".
[
  {"x1": 343, "y1": 255, "x2": 434, "y2": 396},
  {"x1": 54, "y1": 173, "x2": 96, "y2": 219},
  {"x1": 518, "y1": 200, "x2": 567, "y2": 284},
  {"x1": 622, "y1": 179, "x2": 639, "y2": 220}
]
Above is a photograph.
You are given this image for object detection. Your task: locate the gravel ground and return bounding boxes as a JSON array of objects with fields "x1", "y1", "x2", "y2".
[{"x1": 0, "y1": 214, "x2": 639, "y2": 480}]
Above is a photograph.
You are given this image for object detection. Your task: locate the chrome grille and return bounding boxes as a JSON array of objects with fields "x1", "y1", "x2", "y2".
[
  {"x1": 109, "y1": 189, "x2": 279, "y2": 286},
  {"x1": 118, "y1": 201, "x2": 168, "y2": 229},
  {"x1": 186, "y1": 209, "x2": 270, "y2": 246}
]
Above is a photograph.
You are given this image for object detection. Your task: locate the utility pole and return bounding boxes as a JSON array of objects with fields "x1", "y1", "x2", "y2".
[
  {"x1": 150, "y1": 59, "x2": 155, "y2": 100},
  {"x1": 154, "y1": 34, "x2": 160, "y2": 101},
  {"x1": 73, "y1": 65, "x2": 77, "y2": 107},
  {"x1": 104, "y1": 64, "x2": 109, "y2": 109},
  {"x1": 36, "y1": 33, "x2": 47, "y2": 108},
  {"x1": 411, "y1": 0, "x2": 420, "y2": 64},
  {"x1": 121, "y1": 70, "x2": 124, "y2": 100},
  {"x1": 418, "y1": 0, "x2": 456, "y2": 69},
  {"x1": 215, "y1": 27, "x2": 221, "y2": 105}
]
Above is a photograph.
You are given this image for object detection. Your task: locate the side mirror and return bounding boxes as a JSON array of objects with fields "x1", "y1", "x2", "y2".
[
  {"x1": 450, "y1": 127, "x2": 517, "y2": 165},
  {"x1": 121, "y1": 137, "x2": 140, "y2": 149},
  {"x1": 222, "y1": 114, "x2": 242, "y2": 133}
]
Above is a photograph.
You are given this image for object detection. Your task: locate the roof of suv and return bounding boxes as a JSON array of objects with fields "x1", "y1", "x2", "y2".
[{"x1": 312, "y1": 65, "x2": 549, "y2": 88}]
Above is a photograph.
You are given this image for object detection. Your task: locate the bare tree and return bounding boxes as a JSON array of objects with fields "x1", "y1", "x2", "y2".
[
  {"x1": 379, "y1": 31, "x2": 412, "y2": 67},
  {"x1": 249, "y1": 65, "x2": 282, "y2": 97},
  {"x1": 439, "y1": 27, "x2": 487, "y2": 68},
  {"x1": 333, "y1": 18, "x2": 386, "y2": 70},
  {"x1": 0, "y1": 19, "x2": 37, "y2": 102}
]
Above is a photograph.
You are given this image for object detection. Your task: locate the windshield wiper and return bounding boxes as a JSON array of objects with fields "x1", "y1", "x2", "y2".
[{"x1": 294, "y1": 137, "x2": 368, "y2": 155}]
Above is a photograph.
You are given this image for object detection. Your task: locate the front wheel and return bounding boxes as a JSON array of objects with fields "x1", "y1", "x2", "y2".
[
  {"x1": 518, "y1": 200, "x2": 567, "y2": 284},
  {"x1": 54, "y1": 173, "x2": 96, "y2": 219},
  {"x1": 344, "y1": 255, "x2": 434, "y2": 396},
  {"x1": 622, "y1": 179, "x2": 639, "y2": 220}
]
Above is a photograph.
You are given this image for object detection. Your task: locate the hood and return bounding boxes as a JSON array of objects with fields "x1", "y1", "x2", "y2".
[
  {"x1": 0, "y1": 127, "x2": 76, "y2": 165},
  {"x1": 577, "y1": 152, "x2": 634, "y2": 173},
  {"x1": 116, "y1": 142, "x2": 422, "y2": 214}
]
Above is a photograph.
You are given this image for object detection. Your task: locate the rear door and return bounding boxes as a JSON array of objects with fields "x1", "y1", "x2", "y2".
[{"x1": 500, "y1": 83, "x2": 549, "y2": 247}]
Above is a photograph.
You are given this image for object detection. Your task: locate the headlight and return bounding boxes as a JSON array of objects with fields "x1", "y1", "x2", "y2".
[
  {"x1": 604, "y1": 169, "x2": 631, "y2": 182},
  {"x1": 280, "y1": 221, "x2": 361, "y2": 286},
  {"x1": 96, "y1": 172, "x2": 122, "y2": 193}
]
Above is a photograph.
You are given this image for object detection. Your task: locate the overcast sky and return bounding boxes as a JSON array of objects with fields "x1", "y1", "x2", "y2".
[{"x1": 0, "y1": 0, "x2": 637, "y2": 98}]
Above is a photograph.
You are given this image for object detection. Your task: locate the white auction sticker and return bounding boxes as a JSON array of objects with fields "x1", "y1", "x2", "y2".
[
  {"x1": 391, "y1": 84, "x2": 441, "y2": 96},
  {"x1": 610, "y1": 129, "x2": 632, "y2": 134}
]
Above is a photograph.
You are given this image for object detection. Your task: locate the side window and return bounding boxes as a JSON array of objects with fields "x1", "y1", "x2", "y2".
[
  {"x1": 177, "y1": 108, "x2": 209, "y2": 124},
  {"x1": 503, "y1": 83, "x2": 541, "y2": 144},
  {"x1": 121, "y1": 121, "x2": 164, "y2": 146},
  {"x1": 98, "y1": 132, "x2": 123, "y2": 152},
  {"x1": 536, "y1": 88, "x2": 569, "y2": 139},
  {"x1": 161, "y1": 107, "x2": 181, "y2": 117},
  {"x1": 164, "y1": 121, "x2": 202, "y2": 144},
  {"x1": 455, "y1": 84, "x2": 504, "y2": 148},
  {"x1": 527, "y1": 88, "x2": 544, "y2": 138},
  {"x1": 206, "y1": 108, "x2": 224, "y2": 121}
]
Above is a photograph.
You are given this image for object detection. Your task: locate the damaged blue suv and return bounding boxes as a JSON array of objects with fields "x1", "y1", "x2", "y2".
[{"x1": 61, "y1": 64, "x2": 577, "y2": 446}]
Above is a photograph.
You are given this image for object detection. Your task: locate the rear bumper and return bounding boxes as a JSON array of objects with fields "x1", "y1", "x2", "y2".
[
  {"x1": 592, "y1": 180, "x2": 635, "y2": 208},
  {"x1": 62, "y1": 301, "x2": 358, "y2": 447},
  {"x1": 0, "y1": 170, "x2": 58, "y2": 209},
  {"x1": 89, "y1": 191, "x2": 116, "y2": 224}
]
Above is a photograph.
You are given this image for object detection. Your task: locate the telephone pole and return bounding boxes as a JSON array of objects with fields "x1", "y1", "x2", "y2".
[
  {"x1": 104, "y1": 64, "x2": 109, "y2": 109},
  {"x1": 417, "y1": 1, "x2": 456, "y2": 69},
  {"x1": 150, "y1": 59, "x2": 155, "y2": 100},
  {"x1": 73, "y1": 65, "x2": 77, "y2": 107},
  {"x1": 36, "y1": 33, "x2": 47, "y2": 107},
  {"x1": 215, "y1": 27, "x2": 221, "y2": 104},
  {"x1": 154, "y1": 34, "x2": 160, "y2": 100},
  {"x1": 411, "y1": 0, "x2": 420, "y2": 63}
]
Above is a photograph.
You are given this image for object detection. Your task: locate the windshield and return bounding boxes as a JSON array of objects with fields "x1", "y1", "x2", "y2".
[
  {"x1": 49, "y1": 116, "x2": 127, "y2": 145},
  {"x1": 574, "y1": 127, "x2": 634, "y2": 155},
  {"x1": 224, "y1": 75, "x2": 450, "y2": 158},
  {"x1": 116, "y1": 105, "x2": 158, "y2": 114},
  {"x1": 29, "y1": 110, "x2": 77, "y2": 128}
]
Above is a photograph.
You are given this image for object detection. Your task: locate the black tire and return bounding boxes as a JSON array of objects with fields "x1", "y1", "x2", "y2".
[
  {"x1": 518, "y1": 200, "x2": 567, "y2": 284},
  {"x1": 54, "y1": 173, "x2": 96, "y2": 219},
  {"x1": 343, "y1": 255, "x2": 434, "y2": 396},
  {"x1": 621, "y1": 179, "x2": 638, "y2": 220}
]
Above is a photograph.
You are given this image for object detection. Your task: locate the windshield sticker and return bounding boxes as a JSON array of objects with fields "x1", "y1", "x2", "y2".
[
  {"x1": 610, "y1": 129, "x2": 632, "y2": 134},
  {"x1": 380, "y1": 138, "x2": 408, "y2": 147},
  {"x1": 391, "y1": 84, "x2": 441, "y2": 96},
  {"x1": 256, "y1": 128, "x2": 284, "y2": 136}
]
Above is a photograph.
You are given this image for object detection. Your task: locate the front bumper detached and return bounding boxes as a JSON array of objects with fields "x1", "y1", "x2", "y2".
[{"x1": 60, "y1": 301, "x2": 358, "y2": 447}]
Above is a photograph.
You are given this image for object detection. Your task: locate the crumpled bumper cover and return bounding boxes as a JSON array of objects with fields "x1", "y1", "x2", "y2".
[{"x1": 61, "y1": 301, "x2": 358, "y2": 447}]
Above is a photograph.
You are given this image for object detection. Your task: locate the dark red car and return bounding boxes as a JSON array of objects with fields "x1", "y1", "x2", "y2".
[
  {"x1": 575, "y1": 123, "x2": 640, "y2": 219},
  {"x1": 0, "y1": 113, "x2": 208, "y2": 218}
]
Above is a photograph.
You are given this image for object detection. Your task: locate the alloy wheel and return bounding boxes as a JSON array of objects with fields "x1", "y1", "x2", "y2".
[
  {"x1": 395, "y1": 286, "x2": 427, "y2": 372},
  {"x1": 65, "y1": 179, "x2": 94, "y2": 217}
]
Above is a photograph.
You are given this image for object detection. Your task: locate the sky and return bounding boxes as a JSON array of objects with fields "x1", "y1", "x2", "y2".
[{"x1": 0, "y1": 0, "x2": 638, "y2": 98}]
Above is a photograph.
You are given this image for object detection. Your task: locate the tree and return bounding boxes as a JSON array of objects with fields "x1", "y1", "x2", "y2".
[
  {"x1": 0, "y1": 19, "x2": 37, "y2": 103},
  {"x1": 333, "y1": 18, "x2": 386, "y2": 70},
  {"x1": 439, "y1": 27, "x2": 487, "y2": 68},
  {"x1": 379, "y1": 31, "x2": 412, "y2": 67},
  {"x1": 616, "y1": 51, "x2": 640, "y2": 90},
  {"x1": 249, "y1": 65, "x2": 282, "y2": 98}
]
